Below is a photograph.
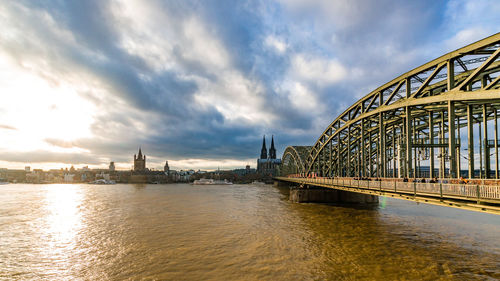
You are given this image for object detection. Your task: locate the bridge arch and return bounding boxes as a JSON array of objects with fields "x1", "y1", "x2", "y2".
[
  {"x1": 280, "y1": 146, "x2": 311, "y2": 176},
  {"x1": 305, "y1": 33, "x2": 500, "y2": 179}
]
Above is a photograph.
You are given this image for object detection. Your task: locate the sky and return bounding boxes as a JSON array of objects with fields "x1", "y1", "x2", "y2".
[{"x1": 0, "y1": 0, "x2": 499, "y2": 171}]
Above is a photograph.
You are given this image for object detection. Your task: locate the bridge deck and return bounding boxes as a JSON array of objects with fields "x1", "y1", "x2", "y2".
[{"x1": 276, "y1": 177, "x2": 500, "y2": 215}]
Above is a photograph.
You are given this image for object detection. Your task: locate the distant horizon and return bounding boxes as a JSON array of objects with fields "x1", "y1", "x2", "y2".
[
  {"x1": 0, "y1": 145, "x2": 260, "y2": 171},
  {"x1": 1, "y1": 165, "x2": 252, "y2": 172},
  {"x1": 0, "y1": 156, "x2": 258, "y2": 172}
]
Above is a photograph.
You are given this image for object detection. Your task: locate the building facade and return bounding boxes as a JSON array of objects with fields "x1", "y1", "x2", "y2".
[
  {"x1": 257, "y1": 135, "x2": 281, "y2": 176},
  {"x1": 134, "y1": 148, "x2": 146, "y2": 172}
]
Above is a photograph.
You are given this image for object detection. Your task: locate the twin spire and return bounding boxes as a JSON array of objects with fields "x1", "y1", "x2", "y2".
[
  {"x1": 260, "y1": 136, "x2": 267, "y2": 159},
  {"x1": 260, "y1": 135, "x2": 276, "y2": 159}
]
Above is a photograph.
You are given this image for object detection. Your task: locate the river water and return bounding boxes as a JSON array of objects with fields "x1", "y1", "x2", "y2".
[{"x1": 0, "y1": 183, "x2": 499, "y2": 280}]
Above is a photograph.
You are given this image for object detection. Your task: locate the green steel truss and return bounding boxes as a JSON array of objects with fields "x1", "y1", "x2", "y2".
[
  {"x1": 282, "y1": 33, "x2": 500, "y2": 179},
  {"x1": 281, "y1": 146, "x2": 311, "y2": 175}
]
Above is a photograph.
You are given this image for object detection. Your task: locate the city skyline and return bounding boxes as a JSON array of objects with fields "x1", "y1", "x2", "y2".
[
  {"x1": 1, "y1": 0, "x2": 499, "y2": 170},
  {"x1": 2, "y1": 147, "x2": 257, "y2": 172}
]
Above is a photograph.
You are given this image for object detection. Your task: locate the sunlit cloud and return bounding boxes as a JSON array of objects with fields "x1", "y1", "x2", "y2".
[
  {"x1": 0, "y1": 124, "x2": 17, "y2": 130},
  {"x1": 264, "y1": 35, "x2": 288, "y2": 54},
  {"x1": 290, "y1": 53, "x2": 347, "y2": 87}
]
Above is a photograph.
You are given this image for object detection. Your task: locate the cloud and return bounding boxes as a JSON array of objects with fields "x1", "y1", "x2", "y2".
[
  {"x1": 290, "y1": 53, "x2": 347, "y2": 87},
  {"x1": 0, "y1": 124, "x2": 17, "y2": 130},
  {"x1": 444, "y1": 0, "x2": 500, "y2": 32},
  {"x1": 44, "y1": 138, "x2": 81, "y2": 149},
  {"x1": 0, "y1": 0, "x2": 499, "y2": 170},
  {"x1": 443, "y1": 27, "x2": 490, "y2": 52},
  {"x1": 264, "y1": 35, "x2": 288, "y2": 54},
  {"x1": 0, "y1": 150, "x2": 103, "y2": 165},
  {"x1": 287, "y1": 82, "x2": 321, "y2": 111}
]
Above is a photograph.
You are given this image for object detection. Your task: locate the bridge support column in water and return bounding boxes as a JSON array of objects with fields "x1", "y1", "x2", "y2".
[{"x1": 289, "y1": 186, "x2": 378, "y2": 204}]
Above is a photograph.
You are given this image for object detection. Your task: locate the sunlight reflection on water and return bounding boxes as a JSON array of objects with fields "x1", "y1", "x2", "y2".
[{"x1": 43, "y1": 184, "x2": 83, "y2": 244}]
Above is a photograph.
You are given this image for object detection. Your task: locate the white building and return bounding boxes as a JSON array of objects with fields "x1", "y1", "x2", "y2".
[{"x1": 64, "y1": 174, "x2": 75, "y2": 182}]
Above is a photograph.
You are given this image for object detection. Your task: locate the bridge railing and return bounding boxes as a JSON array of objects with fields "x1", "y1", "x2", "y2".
[{"x1": 283, "y1": 176, "x2": 500, "y2": 201}]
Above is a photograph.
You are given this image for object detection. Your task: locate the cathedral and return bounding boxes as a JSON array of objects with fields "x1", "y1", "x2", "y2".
[
  {"x1": 134, "y1": 148, "x2": 146, "y2": 172},
  {"x1": 257, "y1": 135, "x2": 281, "y2": 176}
]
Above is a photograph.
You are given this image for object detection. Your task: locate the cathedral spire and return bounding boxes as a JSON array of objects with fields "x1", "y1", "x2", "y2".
[
  {"x1": 260, "y1": 135, "x2": 267, "y2": 159},
  {"x1": 138, "y1": 147, "x2": 142, "y2": 158},
  {"x1": 269, "y1": 135, "x2": 276, "y2": 159}
]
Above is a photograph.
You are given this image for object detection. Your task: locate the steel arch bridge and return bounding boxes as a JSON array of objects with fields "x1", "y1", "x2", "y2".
[
  {"x1": 281, "y1": 146, "x2": 311, "y2": 175},
  {"x1": 277, "y1": 33, "x2": 500, "y2": 214}
]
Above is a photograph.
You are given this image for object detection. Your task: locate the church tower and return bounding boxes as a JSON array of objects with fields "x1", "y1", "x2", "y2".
[
  {"x1": 260, "y1": 135, "x2": 267, "y2": 159},
  {"x1": 257, "y1": 134, "x2": 281, "y2": 176},
  {"x1": 269, "y1": 135, "x2": 276, "y2": 159},
  {"x1": 164, "y1": 161, "x2": 170, "y2": 174},
  {"x1": 134, "y1": 148, "x2": 146, "y2": 172},
  {"x1": 109, "y1": 161, "x2": 115, "y2": 171}
]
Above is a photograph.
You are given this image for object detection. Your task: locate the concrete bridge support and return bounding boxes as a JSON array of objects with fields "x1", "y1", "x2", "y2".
[
  {"x1": 274, "y1": 180, "x2": 294, "y2": 187},
  {"x1": 289, "y1": 186, "x2": 378, "y2": 204}
]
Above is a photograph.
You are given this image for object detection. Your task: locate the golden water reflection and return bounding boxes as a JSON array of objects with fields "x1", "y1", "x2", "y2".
[
  {"x1": 0, "y1": 184, "x2": 498, "y2": 280},
  {"x1": 42, "y1": 184, "x2": 83, "y2": 250}
]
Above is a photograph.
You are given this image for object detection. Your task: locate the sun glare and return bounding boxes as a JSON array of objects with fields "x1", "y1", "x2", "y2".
[{"x1": 0, "y1": 51, "x2": 96, "y2": 153}]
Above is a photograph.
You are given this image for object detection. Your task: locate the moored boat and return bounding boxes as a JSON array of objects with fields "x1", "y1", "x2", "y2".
[
  {"x1": 89, "y1": 179, "x2": 116, "y2": 185},
  {"x1": 192, "y1": 178, "x2": 233, "y2": 185},
  {"x1": 251, "y1": 180, "x2": 265, "y2": 185}
]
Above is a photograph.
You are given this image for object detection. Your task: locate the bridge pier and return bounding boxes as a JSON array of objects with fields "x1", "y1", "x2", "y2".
[
  {"x1": 274, "y1": 180, "x2": 294, "y2": 187},
  {"x1": 289, "y1": 186, "x2": 378, "y2": 204}
]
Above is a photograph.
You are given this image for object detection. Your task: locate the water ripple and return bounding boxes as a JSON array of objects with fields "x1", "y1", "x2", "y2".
[{"x1": 0, "y1": 184, "x2": 498, "y2": 280}]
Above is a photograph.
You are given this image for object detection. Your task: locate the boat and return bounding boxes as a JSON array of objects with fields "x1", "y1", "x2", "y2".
[
  {"x1": 251, "y1": 180, "x2": 265, "y2": 185},
  {"x1": 192, "y1": 178, "x2": 233, "y2": 185},
  {"x1": 89, "y1": 179, "x2": 116, "y2": 185},
  {"x1": 193, "y1": 167, "x2": 233, "y2": 185},
  {"x1": 216, "y1": 179, "x2": 233, "y2": 185},
  {"x1": 192, "y1": 178, "x2": 214, "y2": 185}
]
